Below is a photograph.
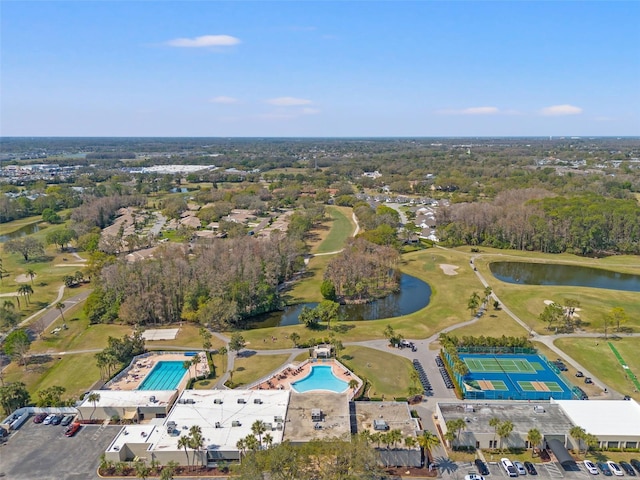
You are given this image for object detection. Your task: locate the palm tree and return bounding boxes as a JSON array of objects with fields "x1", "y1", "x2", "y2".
[
  {"x1": 218, "y1": 346, "x2": 227, "y2": 372},
  {"x1": 244, "y1": 434, "x2": 259, "y2": 452},
  {"x1": 56, "y1": 302, "x2": 66, "y2": 328},
  {"x1": 570, "y1": 426, "x2": 586, "y2": 453},
  {"x1": 183, "y1": 360, "x2": 193, "y2": 382},
  {"x1": 467, "y1": 291, "x2": 481, "y2": 315},
  {"x1": 404, "y1": 436, "x2": 417, "y2": 449},
  {"x1": 87, "y1": 392, "x2": 101, "y2": 420},
  {"x1": 251, "y1": 420, "x2": 267, "y2": 448},
  {"x1": 134, "y1": 461, "x2": 151, "y2": 480},
  {"x1": 489, "y1": 417, "x2": 500, "y2": 449},
  {"x1": 289, "y1": 332, "x2": 300, "y2": 347},
  {"x1": 349, "y1": 379, "x2": 359, "y2": 392},
  {"x1": 189, "y1": 425, "x2": 204, "y2": 470},
  {"x1": 497, "y1": 420, "x2": 514, "y2": 452},
  {"x1": 177, "y1": 435, "x2": 190, "y2": 467},
  {"x1": 18, "y1": 284, "x2": 33, "y2": 306},
  {"x1": 236, "y1": 438, "x2": 247, "y2": 463},
  {"x1": 26, "y1": 269, "x2": 36, "y2": 285},
  {"x1": 262, "y1": 432, "x2": 273, "y2": 449},
  {"x1": 417, "y1": 431, "x2": 440, "y2": 465},
  {"x1": 527, "y1": 428, "x2": 542, "y2": 456}
]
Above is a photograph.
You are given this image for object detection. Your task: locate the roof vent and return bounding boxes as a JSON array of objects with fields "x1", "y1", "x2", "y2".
[{"x1": 215, "y1": 422, "x2": 222, "y2": 428}]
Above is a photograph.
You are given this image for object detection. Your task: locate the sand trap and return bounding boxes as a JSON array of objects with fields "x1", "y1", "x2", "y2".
[
  {"x1": 54, "y1": 263, "x2": 87, "y2": 267},
  {"x1": 439, "y1": 264, "x2": 459, "y2": 275},
  {"x1": 543, "y1": 299, "x2": 582, "y2": 311},
  {"x1": 15, "y1": 274, "x2": 35, "y2": 283}
]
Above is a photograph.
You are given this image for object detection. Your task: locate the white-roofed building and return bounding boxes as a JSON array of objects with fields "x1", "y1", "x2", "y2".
[
  {"x1": 552, "y1": 399, "x2": 640, "y2": 449},
  {"x1": 105, "y1": 389, "x2": 290, "y2": 466},
  {"x1": 77, "y1": 390, "x2": 178, "y2": 423}
]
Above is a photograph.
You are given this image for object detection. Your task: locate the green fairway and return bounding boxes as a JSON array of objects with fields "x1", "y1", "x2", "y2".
[
  {"x1": 468, "y1": 247, "x2": 640, "y2": 334},
  {"x1": 313, "y1": 206, "x2": 354, "y2": 254}
]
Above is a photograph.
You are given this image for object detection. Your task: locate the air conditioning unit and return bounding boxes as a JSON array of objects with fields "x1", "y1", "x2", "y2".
[
  {"x1": 254, "y1": 399, "x2": 262, "y2": 404},
  {"x1": 214, "y1": 399, "x2": 223, "y2": 404},
  {"x1": 237, "y1": 398, "x2": 246, "y2": 404},
  {"x1": 231, "y1": 421, "x2": 241, "y2": 427},
  {"x1": 215, "y1": 422, "x2": 222, "y2": 428}
]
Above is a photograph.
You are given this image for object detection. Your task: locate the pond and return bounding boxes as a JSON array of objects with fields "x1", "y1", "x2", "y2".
[
  {"x1": 489, "y1": 261, "x2": 640, "y2": 292},
  {"x1": 0, "y1": 222, "x2": 41, "y2": 243},
  {"x1": 247, "y1": 273, "x2": 432, "y2": 329}
]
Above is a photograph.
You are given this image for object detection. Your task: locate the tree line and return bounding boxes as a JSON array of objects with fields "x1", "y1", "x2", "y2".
[
  {"x1": 437, "y1": 190, "x2": 640, "y2": 255},
  {"x1": 84, "y1": 233, "x2": 305, "y2": 328}
]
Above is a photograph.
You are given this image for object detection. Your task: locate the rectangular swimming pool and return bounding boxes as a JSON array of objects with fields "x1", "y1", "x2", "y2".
[{"x1": 137, "y1": 361, "x2": 187, "y2": 390}]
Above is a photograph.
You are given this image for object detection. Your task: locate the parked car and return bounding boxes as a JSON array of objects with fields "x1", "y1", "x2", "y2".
[
  {"x1": 501, "y1": 458, "x2": 518, "y2": 478},
  {"x1": 607, "y1": 461, "x2": 624, "y2": 476},
  {"x1": 42, "y1": 414, "x2": 55, "y2": 425},
  {"x1": 514, "y1": 461, "x2": 527, "y2": 475},
  {"x1": 575, "y1": 371, "x2": 584, "y2": 377},
  {"x1": 64, "y1": 423, "x2": 81, "y2": 437},
  {"x1": 585, "y1": 377, "x2": 593, "y2": 384},
  {"x1": 51, "y1": 415, "x2": 64, "y2": 425},
  {"x1": 598, "y1": 462, "x2": 613, "y2": 476},
  {"x1": 33, "y1": 413, "x2": 47, "y2": 424},
  {"x1": 465, "y1": 475, "x2": 485, "y2": 480},
  {"x1": 630, "y1": 459, "x2": 640, "y2": 474},
  {"x1": 584, "y1": 460, "x2": 599, "y2": 475},
  {"x1": 620, "y1": 462, "x2": 636, "y2": 476},
  {"x1": 475, "y1": 459, "x2": 490, "y2": 475},
  {"x1": 60, "y1": 415, "x2": 74, "y2": 426},
  {"x1": 524, "y1": 462, "x2": 538, "y2": 475}
]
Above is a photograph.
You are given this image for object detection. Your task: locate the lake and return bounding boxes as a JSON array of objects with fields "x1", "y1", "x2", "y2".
[
  {"x1": 0, "y1": 222, "x2": 41, "y2": 243},
  {"x1": 248, "y1": 273, "x2": 432, "y2": 328},
  {"x1": 489, "y1": 261, "x2": 640, "y2": 292}
]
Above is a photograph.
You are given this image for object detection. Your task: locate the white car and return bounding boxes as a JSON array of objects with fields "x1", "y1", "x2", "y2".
[
  {"x1": 607, "y1": 461, "x2": 624, "y2": 477},
  {"x1": 42, "y1": 414, "x2": 55, "y2": 425},
  {"x1": 465, "y1": 475, "x2": 485, "y2": 480},
  {"x1": 514, "y1": 461, "x2": 527, "y2": 475},
  {"x1": 584, "y1": 460, "x2": 599, "y2": 475},
  {"x1": 501, "y1": 458, "x2": 518, "y2": 478},
  {"x1": 464, "y1": 473, "x2": 484, "y2": 480}
]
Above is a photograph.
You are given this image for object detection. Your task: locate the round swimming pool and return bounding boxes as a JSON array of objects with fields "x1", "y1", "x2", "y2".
[{"x1": 291, "y1": 365, "x2": 349, "y2": 393}]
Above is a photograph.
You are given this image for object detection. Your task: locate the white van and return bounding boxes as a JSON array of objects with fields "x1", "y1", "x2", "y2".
[{"x1": 501, "y1": 458, "x2": 518, "y2": 477}]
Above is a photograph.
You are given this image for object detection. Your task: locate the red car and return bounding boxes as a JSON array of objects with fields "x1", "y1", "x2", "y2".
[
  {"x1": 33, "y1": 413, "x2": 47, "y2": 424},
  {"x1": 64, "y1": 423, "x2": 81, "y2": 437}
]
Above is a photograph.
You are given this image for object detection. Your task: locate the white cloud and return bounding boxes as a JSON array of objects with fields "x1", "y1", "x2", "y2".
[
  {"x1": 166, "y1": 35, "x2": 240, "y2": 48},
  {"x1": 540, "y1": 104, "x2": 583, "y2": 116},
  {"x1": 437, "y1": 106, "x2": 500, "y2": 115},
  {"x1": 266, "y1": 97, "x2": 313, "y2": 106},
  {"x1": 209, "y1": 96, "x2": 238, "y2": 104},
  {"x1": 302, "y1": 108, "x2": 320, "y2": 115}
]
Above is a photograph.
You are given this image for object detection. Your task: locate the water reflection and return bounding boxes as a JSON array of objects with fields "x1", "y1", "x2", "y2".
[
  {"x1": 0, "y1": 222, "x2": 41, "y2": 243},
  {"x1": 248, "y1": 273, "x2": 432, "y2": 329},
  {"x1": 489, "y1": 262, "x2": 640, "y2": 292}
]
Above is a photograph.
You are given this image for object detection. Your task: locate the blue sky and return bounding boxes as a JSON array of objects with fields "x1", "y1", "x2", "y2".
[{"x1": 2, "y1": 1, "x2": 639, "y2": 137}]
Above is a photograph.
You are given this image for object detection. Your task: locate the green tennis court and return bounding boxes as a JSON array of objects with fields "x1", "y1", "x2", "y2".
[{"x1": 464, "y1": 356, "x2": 537, "y2": 373}]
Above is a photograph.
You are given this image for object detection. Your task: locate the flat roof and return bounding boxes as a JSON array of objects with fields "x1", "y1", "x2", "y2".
[
  {"x1": 146, "y1": 390, "x2": 290, "y2": 454},
  {"x1": 78, "y1": 390, "x2": 177, "y2": 409},
  {"x1": 552, "y1": 399, "x2": 640, "y2": 437},
  {"x1": 107, "y1": 425, "x2": 158, "y2": 453},
  {"x1": 438, "y1": 402, "x2": 574, "y2": 435},
  {"x1": 354, "y1": 402, "x2": 420, "y2": 440},
  {"x1": 285, "y1": 392, "x2": 351, "y2": 442}
]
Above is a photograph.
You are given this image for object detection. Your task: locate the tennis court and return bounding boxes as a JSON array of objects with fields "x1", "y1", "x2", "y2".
[{"x1": 456, "y1": 353, "x2": 576, "y2": 400}]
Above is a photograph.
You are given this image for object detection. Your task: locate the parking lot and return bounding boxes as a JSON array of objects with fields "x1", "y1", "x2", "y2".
[
  {"x1": 459, "y1": 459, "x2": 609, "y2": 480},
  {"x1": 0, "y1": 417, "x2": 121, "y2": 480}
]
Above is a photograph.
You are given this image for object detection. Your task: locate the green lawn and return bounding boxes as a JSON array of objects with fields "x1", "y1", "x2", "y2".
[
  {"x1": 3, "y1": 353, "x2": 101, "y2": 401},
  {"x1": 313, "y1": 206, "x2": 354, "y2": 254},
  {"x1": 146, "y1": 324, "x2": 226, "y2": 351},
  {"x1": 232, "y1": 354, "x2": 291, "y2": 387},
  {"x1": 340, "y1": 345, "x2": 415, "y2": 399},
  {"x1": 554, "y1": 337, "x2": 640, "y2": 401}
]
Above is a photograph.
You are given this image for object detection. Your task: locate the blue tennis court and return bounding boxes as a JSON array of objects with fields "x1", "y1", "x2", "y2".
[
  {"x1": 457, "y1": 353, "x2": 576, "y2": 400},
  {"x1": 137, "y1": 361, "x2": 187, "y2": 390}
]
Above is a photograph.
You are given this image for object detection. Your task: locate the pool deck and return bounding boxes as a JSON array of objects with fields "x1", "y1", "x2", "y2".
[
  {"x1": 250, "y1": 359, "x2": 361, "y2": 399},
  {"x1": 107, "y1": 352, "x2": 208, "y2": 391}
]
